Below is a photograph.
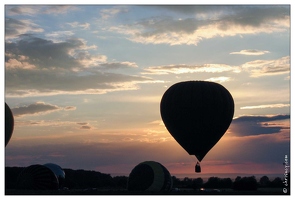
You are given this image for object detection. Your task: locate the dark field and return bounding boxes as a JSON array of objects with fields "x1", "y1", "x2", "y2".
[
  {"x1": 5, "y1": 167, "x2": 290, "y2": 195},
  {"x1": 5, "y1": 188, "x2": 288, "y2": 195}
]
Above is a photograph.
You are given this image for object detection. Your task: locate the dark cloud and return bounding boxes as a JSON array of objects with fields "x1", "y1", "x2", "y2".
[
  {"x1": 136, "y1": 17, "x2": 201, "y2": 35},
  {"x1": 155, "y1": 5, "x2": 289, "y2": 25},
  {"x1": 5, "y1": 35, "x2": 153, "y2": 96},
  {"x1": 5, "y1": 18, "x2": 44, "y2": 39},
  {"x1": 211, "y1": 133, "x2": 290, "y2": 165},
  {"x1": 5, "y1": 67, "x2": 149, "y2": 96},
  {"x1": 227, "y1": 5, "x2": 289, "y2": 27},
  {"x1": 80, "y1": 126, "x2": 91, "y2": 130},
  {"x1": 11, "y1": 102, "x2": 76, "y2": 117},
  {"x1": 229, "y1": 114, "x2": 290, "y2": 137},
  {"x1": 64, "y1": 106, "x2": 76, "y2": 110},
  {"x1": 114, "y1": 5, "x2": 289, "y2": 45},
  {"x1": 5, "y1": 35, "x2": 82, "y2": 70},
  {"x1": 76, "y1": 122, "x2": 92, "y2": 129},
  {"x1": 152, "y1": 5, "x2": 227, "y2": 15},
  {"x1": 11, "y1": 102, "x2": 60, "y2": 117}
]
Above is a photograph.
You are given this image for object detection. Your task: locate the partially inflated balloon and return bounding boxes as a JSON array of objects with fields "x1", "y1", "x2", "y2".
[
  {"x1": 44, "y1": 163, "x2": 65, "y2": 188},
  {"x1": 17, "y1": 164, "x2": 59, "y2": 190},
  {"x1": 127, "y1": 161, "x2": 172, "y2": 192},
  {"x1": 5, "y1": 103, "x2": 14, "y2": 146},
  {"x1": 160, "y1": 81, "x2": 234, "y2": 171}
]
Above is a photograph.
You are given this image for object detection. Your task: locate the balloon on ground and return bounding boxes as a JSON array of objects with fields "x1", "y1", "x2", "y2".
[
  {"x1": 127, "y1": 161, "x2": 173, "y2": 191},
  {"x1": 17, "y1": 164, "x2": 59, "y2": 190},
  {"x1": 44, "y1": 163, "x2": 66, "y2": 188}
]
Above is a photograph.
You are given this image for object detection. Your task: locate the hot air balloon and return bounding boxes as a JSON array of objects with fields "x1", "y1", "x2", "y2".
[
  {"x1": 5, "y1": 103, "x2": 14, "y2": 146},
  {"x1": 127, "y1": 161, "x2": 173, "y2": 192},
  {"x1": 16, "y1": 164, "x2": 59, "y2": 190},
  {"x1": 44, "y1": 163, "x2": 65, "y2": 188},
  {"x1": 160, "y1": 81, "x2": 234, "y2": 173}
]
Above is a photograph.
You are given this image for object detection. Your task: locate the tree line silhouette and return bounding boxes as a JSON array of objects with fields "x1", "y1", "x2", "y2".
[{"x1": 5, "y1": 167, "x2": 289, "y2": 191}]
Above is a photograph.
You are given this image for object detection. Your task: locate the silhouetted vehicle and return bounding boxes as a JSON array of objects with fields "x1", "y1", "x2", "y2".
[
  {"x1": 5, "y1": 103, "x2": 14, "y2": 146},
  {"x1": 127, "y1": 161, "x2": 173, "y2": 192},
  {"x1": 160, "y1": 81, "x2": 234, "y2": 172}
]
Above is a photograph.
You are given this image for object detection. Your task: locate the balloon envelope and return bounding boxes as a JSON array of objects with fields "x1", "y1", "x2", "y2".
[
  {"x1": 5, "y1": 103, "x2": 14, "y2": 146},
  {"x1": 127, "y1": 161, "x2": 173, "y2": 191},
  {"x1": 160, "y1": 81, "x2": 234, "y2": 162},
  {"x1": 17, "y1": 164, "x2": 59, "y2": 190},
  {"x1": 44, "y1": 163, "x2": 65, "y2": 188}
]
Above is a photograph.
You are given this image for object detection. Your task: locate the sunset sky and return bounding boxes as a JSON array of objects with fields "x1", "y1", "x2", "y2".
[{"x1": 3, "y1": 3, "x2": 291, "y2": 178}]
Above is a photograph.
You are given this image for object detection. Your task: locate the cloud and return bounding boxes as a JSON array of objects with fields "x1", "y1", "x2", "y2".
[
  {"x1": 80, "y1": 126, "x2": 92, "y2": 130},
  {"x1": 149, "y1": 120, "x2": 164, "y2": 126},
  {"x1": 76, "y1": 122, "x2": 92, "y2": 130},
  {"x1": 99, "y1": 6, "x2": 128, "y2": 20},
  {"x1": 64, "y1": 106, "x2": 76, "y2": 111},
  {"x1": 11, "y1": 102, "x2": 61, "y2": 117},
  {"x1": 76, "y1": 122, "x2": 88, "y2": 126},
  {"x1": 99, "y1": 62, "x2": 138, "y2": 70},
  {"x1": 6, "y1": 6, "x2": 40, "y2": 16},
  {"x1": 142, "y1": 56, "x2": 288, "y2": 78},
  {"x1": 5, "y1": 18, "x2": 44, "y2": 39},
  {"x1": 67, "y1": 22, "x2": 90, "y2": 30},
  {"x1": 44, "y1": 31, "x2": 76, "y2": 42},
  {"x1": 240, "y1": 104, "x2": 290, "y2": 110},
  {"x1": 6, "y1": 5, "x2": 78, "y2": 16},
  {"x1": 230, "y1": 49, "x2": 270, "y2": 55},
  {"x1": 228, "y1": 114, "x2": 290, "y2": 137},
  {"x1": 16, "y1": 120, "x2": 77, "y2": 127},
  {"x1": 5, "y1": 35, "x2": 88, "y2": 70},
  {"x1": 143, "y1": 64, "x2": 241, "y2": 75},
  {"x1": 5, "y1": 67, "x2": 155, "y2": 96},
  {"x1": 108, "y1": 6, "x2": 289, "y2": 45},
  {"x1": 242, "y1": 56, "x2": 290, "y2": 77},
  {"x1": 5, "y1": 35, "x2": 155, "y2": 97},
  {"x1": 11, "y1": 102, "x2": 77, "y2": 117},
  {"x1": 41, "y1": 5, "x2": 79, "y2": 15},
  {"x1": 205, "y1": 76, "x2": 232, "y2": 83}
]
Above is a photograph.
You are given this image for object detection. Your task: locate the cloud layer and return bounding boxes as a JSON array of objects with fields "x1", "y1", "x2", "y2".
[
  {"x1": 5, "y1": 35, "x2": 154, "y2": 97},
  {"x1": 109, "y1": 5, "x2": 289, "y2": 45},
  {"x1": 229, "y1": 114, "x2": 290, "y2": 137},
  {"x1": 143, "y1": 56, "x2": 289, "y2": 78}
]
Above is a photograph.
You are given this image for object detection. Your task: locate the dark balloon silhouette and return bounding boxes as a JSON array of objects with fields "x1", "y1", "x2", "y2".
[
  {"x1": 5, "y1": 103, "x2": 14, "y2": 146},
  {"x1": 17, "y1": 164, "x2": 59, "y2": 190},
  {"x1": 127, "y1": 161, "x2": 173, "y2": 191},
  {"x1": 44, "y1": 163, "x2": 65, "y2": 188},
  {"x1": 160, "y1": 81, "x2": 234, "y2": 172}
]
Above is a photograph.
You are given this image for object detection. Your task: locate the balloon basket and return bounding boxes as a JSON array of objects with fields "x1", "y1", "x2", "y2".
[{"x1": 195, "y1": 162, "x2": 201, "y2": 173}]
